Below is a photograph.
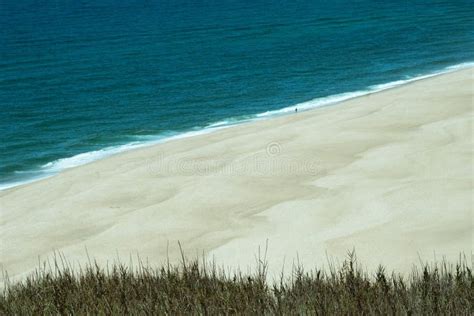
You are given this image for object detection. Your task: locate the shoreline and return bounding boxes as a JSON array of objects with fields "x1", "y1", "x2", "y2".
[
  {"x1": 1, "y1": 61, "x2": 473, "y2": 192},
  {"x1": 1, "y1": 66, "x2": 473, "y2": 284}
]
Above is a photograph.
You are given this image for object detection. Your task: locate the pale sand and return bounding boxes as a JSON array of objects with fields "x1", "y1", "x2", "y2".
[{"x1": 1, "y1": 68, "x2": 473, "y2": 282}]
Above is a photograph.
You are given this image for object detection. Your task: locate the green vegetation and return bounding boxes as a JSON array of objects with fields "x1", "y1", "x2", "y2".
[{"x1": 1, "y1": 250, "x2": 472, "y2": 315}]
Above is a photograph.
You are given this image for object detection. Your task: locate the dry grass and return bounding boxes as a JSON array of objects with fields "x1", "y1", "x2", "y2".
[{"x1": 1, "y1": 250, "x2": 472, "y2": 315}]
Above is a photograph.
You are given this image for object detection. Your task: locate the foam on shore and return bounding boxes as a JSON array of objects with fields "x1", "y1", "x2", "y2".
[{"x1": 1, "y1": 61, "x2": 473, "y2": 191}]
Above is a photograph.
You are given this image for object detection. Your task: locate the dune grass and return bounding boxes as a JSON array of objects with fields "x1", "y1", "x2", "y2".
[{"x1": 1, "y1": 249, "x2": 472, "y2": 315}]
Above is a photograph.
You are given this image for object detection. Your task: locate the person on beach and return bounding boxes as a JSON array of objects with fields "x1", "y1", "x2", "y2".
[{"x1": 295, "y1": 107, "x2": 298, "y2": 113}]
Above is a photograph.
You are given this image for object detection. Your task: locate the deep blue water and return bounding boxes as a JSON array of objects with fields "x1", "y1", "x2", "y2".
[{"x1": 1, "y1": 0, "x2": 473, "y2": 188}]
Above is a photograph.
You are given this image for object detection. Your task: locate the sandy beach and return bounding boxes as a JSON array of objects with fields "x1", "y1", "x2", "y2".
[{"x1": 1, "y1": 68, "x2": 472, "y2": 282}]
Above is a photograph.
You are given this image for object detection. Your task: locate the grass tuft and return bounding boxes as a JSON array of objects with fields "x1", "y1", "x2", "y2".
[{"x1": 1, "y1": 251, "x2": 472, "y2": 315}]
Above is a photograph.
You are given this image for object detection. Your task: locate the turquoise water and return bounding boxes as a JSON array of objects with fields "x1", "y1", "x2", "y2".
[{"x1": 1, "y1": 0, "x2": 473, "y2": 189}]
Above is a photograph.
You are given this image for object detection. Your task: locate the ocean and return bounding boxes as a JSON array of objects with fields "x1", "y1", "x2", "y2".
[{"x1": 1, "y1": 0, "x2": 473, "y2": 189}]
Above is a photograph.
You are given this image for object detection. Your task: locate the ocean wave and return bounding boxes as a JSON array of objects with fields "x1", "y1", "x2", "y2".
[
  {"x1": 257, "y1": 61, "x2": 474, "y2": 118},
  {"x1": 255, "y1": 90, "x2": 370, "y2": 118},
  {"x1": 37, "y1": 128, "x2": 228, "y2": 173},
  {"x1": 370, "y1": 62, "x2": 474, "y2": 91},
  {"x1": 40, "y1": 142, "x2": 149, "y2": 172},
  {"x1": 206, "y1": 116, "x2": 256, "y2": 128},
  {"x1": 1, "y1": 61, "x2": 472, "y2": 191}
]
